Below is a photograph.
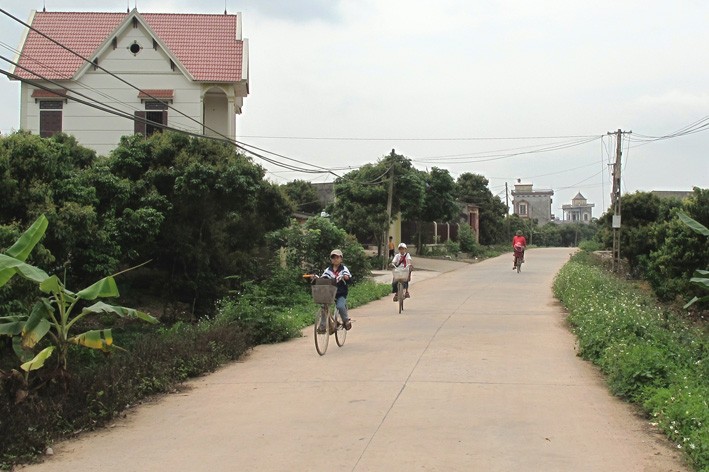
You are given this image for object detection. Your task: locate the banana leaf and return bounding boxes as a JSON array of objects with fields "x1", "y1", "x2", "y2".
[
  {"x1": 0, "y1": 254, "x2": 49, "y2": 285},
  {"x1": 22, "y1": 300, "x2": 52, "y2": 348},
  {"x1": 678, "y1": 211, "x2": 709, "y2": 236},
  {"x1": 82, "y1": 301, "x2": 158, "y2": 324},
  {"x1": 0, "y1": 316, "x2": 25, "y2": 336},
  {"x1": 76, "y1": 276, "x2": 120, "y2": 300},
  {"x1": 69, "y1": 329, "x2": 114, "y2": 351},
  {"x1": 0, "y1": 215, "x2": 48, "y2": 287},
  {"x1": 20, "y1": 346, "x2": 55, "y2": 373}
]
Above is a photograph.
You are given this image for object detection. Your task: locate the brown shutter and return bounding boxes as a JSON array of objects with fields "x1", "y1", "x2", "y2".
[
  {"x1": 162, "y1": 110, "x2": 168, "y2": 129},
  {"x1": 134, "y1": 111, "x2": 146, "y2": 135},
  {"x1": 39, "y1": 111, "x2": 62, "y2": 138}
]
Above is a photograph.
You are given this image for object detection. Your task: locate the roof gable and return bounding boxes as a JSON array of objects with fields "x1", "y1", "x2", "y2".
[
  {"x1": 13, "y1": 10, "x2": 244, "y2": 83},
  {"x1": 73, "y1": 10, "x2": 194, "y2": 82}
]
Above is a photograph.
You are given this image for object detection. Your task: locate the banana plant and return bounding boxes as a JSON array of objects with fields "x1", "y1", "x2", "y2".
[
  {"x1": 0, "y1": 214, "x2": 158, "y2": 375},
  {"x1": 21, "y1": 267, "x2": 158, "y2": 370},
  {"x1": 677, "y1": 211, "x2": 709, "y2": 309}
]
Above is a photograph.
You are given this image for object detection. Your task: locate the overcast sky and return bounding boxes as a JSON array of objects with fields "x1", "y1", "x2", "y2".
[{"x1": 1, "y1": 0, "x2": 708, "y2": 219}]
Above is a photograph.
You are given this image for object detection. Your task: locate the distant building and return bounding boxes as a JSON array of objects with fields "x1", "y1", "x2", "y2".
[
  {"x1": 561, "y1": 192, "x2": 595, "y2": 223},
  {"x1": 511, "y1": 181, "x2": 554, "y2": 224}
]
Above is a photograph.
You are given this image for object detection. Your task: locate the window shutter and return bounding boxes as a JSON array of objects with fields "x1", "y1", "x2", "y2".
[
  {"x1": 39, "y1": 111, "x2": 62, "y2": 138},
  {"x1": 162, "y1": 110, "x2": 168, "y2": 128},
  {"x1": 134, "y1": 111, "x2": 146, "y2": 135}
]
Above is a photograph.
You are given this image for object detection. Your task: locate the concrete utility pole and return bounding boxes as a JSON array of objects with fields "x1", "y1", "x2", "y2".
[
  {"x1": 383, "y1": 154, "x2": 394, "y2": 269},
  {"x1": 607, "y1": 129, "x2": 631, "y2": 272}
]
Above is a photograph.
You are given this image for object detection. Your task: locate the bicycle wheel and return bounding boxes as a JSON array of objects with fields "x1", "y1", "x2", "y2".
[
  {"x1": 397, "y1": 281, "x2": 404, "y2": 314},
  {"x1": 334, "y1": 311, "x2": 347, "y2": 347},
  {"x1": 314, "y1": 305, "x2": 329, "y2": 355}
]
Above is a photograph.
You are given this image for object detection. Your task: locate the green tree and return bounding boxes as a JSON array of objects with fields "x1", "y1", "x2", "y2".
[
  {"x1": 330, "y1": 150, "x2": 426, "y2": 252},
  {"x1": 268, "y1": 216, "x2": 370, "y2": 279},
  {"x1": 457, "y1": 173, "x2": 507, "y2": 244},
  {"x1": 0, "y1": 132, "x2": 118, "y2": 287},
  {"x1": 280, "y1": 179, "x2": 321, "y2": 214},
  {"x1": 105, "y1": 132, "x2": 292, "y2": 315},
  {"x1": 421, "y1": 167, "x2": 459, "y2": 223}
]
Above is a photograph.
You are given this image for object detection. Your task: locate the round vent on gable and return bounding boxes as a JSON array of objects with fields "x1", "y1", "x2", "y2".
[{"x1": 129, "y1": 41, "x2": 142, "y2": 55}]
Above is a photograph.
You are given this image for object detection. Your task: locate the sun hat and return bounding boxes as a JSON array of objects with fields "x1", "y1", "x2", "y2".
[
  {"x1": 398, "y1": 243, "x2": 407, "y2": 249},
  {"x1": 330, "y1": 249, "x2": 343, "y2": 257},
  {"x1": 516, "y1": 230, "x2": 523, "y2": 235}
]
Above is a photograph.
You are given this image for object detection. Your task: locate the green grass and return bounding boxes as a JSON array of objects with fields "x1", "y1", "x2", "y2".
[{"x1": 554, "y1": 253, "x2": 709, "y2": 471}]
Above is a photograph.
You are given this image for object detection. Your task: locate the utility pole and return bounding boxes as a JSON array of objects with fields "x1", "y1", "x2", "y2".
[
  {"x1": 607, "y1": 129, "x2": 631, "y2": 272},
  {"x1": 383, "y1": 155, "x2": 394, "y2": 269}
]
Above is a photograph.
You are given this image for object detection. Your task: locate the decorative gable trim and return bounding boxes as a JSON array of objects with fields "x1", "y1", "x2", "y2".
[{"x1": 74, "y1": 9, "x2": 194, "y2": 82}]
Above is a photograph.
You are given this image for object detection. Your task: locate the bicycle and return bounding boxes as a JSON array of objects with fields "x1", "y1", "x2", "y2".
[
  {"x1": 304, "y1": 274, "x2": 347, "y2": 355},
  {"x1": 513, "y1": 245, "x2": 524, "y2": 273},
  {"x1": 392, "y1": 265, "x2": 410, "y2": 314}
]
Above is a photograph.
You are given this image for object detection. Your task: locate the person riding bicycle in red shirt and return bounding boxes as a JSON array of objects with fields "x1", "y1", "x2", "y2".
[{"x1": 512, "y1": 230, "x2": 527, "y2": 269}]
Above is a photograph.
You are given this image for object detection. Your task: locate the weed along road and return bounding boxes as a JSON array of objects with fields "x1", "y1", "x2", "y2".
[{"x1": 20, "y1": 248, "x2": 689, "y2": 472}]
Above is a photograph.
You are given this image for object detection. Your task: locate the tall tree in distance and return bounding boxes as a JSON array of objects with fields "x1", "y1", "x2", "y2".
[
  {"x1": 456, "y1": 173, "x2": 507, "y2": 244},
  {"x1": 280, "y1": 179, "x2": 322, "y2": 214}
]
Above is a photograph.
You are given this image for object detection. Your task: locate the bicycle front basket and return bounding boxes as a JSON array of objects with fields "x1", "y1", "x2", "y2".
[
  {"x1": 392, "y1": 266, "x2": 410, "y2": 282},
  {"x1": 312, "y1": 284, "x2": 337, "y2": 304}
]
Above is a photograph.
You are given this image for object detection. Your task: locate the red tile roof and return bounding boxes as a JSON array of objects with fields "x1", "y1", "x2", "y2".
[
  {"x1": 14, "y1": 11, "x2": 244, "y2": 83},
  {"x1": 137, "y1": 89, "x2": 174, "y2": 100},
  {"x1": 31, "y1": 88, "x2": 68, "y2": 98}
]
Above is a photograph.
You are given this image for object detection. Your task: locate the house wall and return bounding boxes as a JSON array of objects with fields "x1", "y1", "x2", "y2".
[
  {"x1": 19, "y1": 20, "x2": 237, "y2": 156},
  {"x1": 513, "y1": 193, "x2": 553, "y2": 224}
]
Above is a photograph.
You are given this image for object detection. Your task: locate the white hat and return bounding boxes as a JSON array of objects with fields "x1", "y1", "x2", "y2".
[
  {"x1": 330, "y1": 249, "x2": 343, "y2": 257},
  {"x1": 398, "y1": 243, "x2": 407, "y2": 249}
]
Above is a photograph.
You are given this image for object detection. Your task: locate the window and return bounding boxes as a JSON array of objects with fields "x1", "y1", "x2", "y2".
[
  {"x1": 39, "y1": 100, "x2": 63, "y2": 138},
  {"x1": 519, "y1": 203, "x2": 528, "y2": 216},
  {"x1": 134, "y1": 101, "x2": 167, "y2": 137}
]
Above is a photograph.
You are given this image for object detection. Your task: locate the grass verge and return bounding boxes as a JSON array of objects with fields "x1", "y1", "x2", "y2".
[{"x1": 554, "y1": 252, "x2": 709, "y2": 471}]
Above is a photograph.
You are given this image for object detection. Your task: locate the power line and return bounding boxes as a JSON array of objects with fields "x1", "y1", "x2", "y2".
[{"x1": 0, "y1": 8, "x2": 336, "y2": 175}]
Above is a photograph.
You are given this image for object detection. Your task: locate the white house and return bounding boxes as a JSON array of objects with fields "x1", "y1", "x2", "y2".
[
  {"x1": 11, "y1": 9, "x2": 249, "y2": 156},
  {"x1": 561, "y1": 192, "x2": 594, "y2": 223}
]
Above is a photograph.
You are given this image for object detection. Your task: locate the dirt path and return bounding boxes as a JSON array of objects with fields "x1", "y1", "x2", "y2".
[{"x1": 19, "y1": 248, "x2": 689, "y2": 471}]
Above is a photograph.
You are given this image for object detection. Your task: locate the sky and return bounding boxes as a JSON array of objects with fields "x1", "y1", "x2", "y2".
[{"x1": 1, "y1": 0, "x2": 708, "y2": 219}]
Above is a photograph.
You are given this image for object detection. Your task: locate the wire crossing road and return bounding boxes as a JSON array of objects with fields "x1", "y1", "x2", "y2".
[{"x1": 22, "y1": 248, "x2": 689, "y2": 472}]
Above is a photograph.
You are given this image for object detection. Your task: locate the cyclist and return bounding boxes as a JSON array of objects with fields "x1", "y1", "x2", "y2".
[
  {"x1": 391, "y1": 243, "x2": 413, "y2": 301},
  {"x1": 320, "y1": 249, "x2": 352, "y2": 331},
  {"x1": 512, "y1": 230, "x2": 527, "y2": 269}
]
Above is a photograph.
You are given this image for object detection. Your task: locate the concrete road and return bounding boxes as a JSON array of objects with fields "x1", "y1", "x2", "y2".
[{"x1": 20, "y1": 248, "x2": 689, "y2": 472}]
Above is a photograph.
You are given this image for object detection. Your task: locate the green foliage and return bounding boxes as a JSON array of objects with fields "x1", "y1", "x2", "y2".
[
  {"x1": 217, "y1": 269, "x2": 390, "y2": 345},
  {"x1": 595, "y1": 188, "x2": 709, "y2": 304},
  {"x1": 457, "y1": 173, "x2": 507, "y2": 244},
  {"x1": 329, "y1": 151, "x2": 426, "y2": 246},
  {"x1": 554, "y1": 255, "x2": 709, "y2": 469},
  {"x1": 268, "y1": 216, "x2": 370, "y2": 279},
  {"x1": 421, "y1": 167, "x2": 460, "y2": 223},
  {"x1": 105, "y1": 132, "x2": 292, "y2": 315},
  {"x1": 280, "y1": 179, "x2": 321, "y2": 214},
  {"x1": 458, "y1": 223, "x2": 479, "y2": 255}
]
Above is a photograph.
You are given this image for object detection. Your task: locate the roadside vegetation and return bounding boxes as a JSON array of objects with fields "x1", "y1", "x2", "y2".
[
  {"x1": 554, "y1": 251, "x2": 708, "y2": 471},
  {"x1": 7, "y1": 129, "x2": 696, "y2": 469}
]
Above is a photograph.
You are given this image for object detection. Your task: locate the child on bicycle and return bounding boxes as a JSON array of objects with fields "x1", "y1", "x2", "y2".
[
  {"x1": 320, "y1": 249, "x2": 352, "y2": 330},
  {"x1": 391, "y1": 243, "x2": 413, "y2": 301}
]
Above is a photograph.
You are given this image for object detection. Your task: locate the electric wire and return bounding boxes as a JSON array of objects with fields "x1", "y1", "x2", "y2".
[{"x1": 0, "y1": 8, "x2": 334, "y2": 175}]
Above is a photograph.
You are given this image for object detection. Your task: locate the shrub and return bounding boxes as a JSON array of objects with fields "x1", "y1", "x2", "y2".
[{"x1": 554, "y1": 254, "x2": 709, "y2": 470}]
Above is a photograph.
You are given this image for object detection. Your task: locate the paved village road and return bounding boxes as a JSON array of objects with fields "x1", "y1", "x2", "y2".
[{"x1": 20, "y1": 248, "x2": 689, "y2": 472}]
